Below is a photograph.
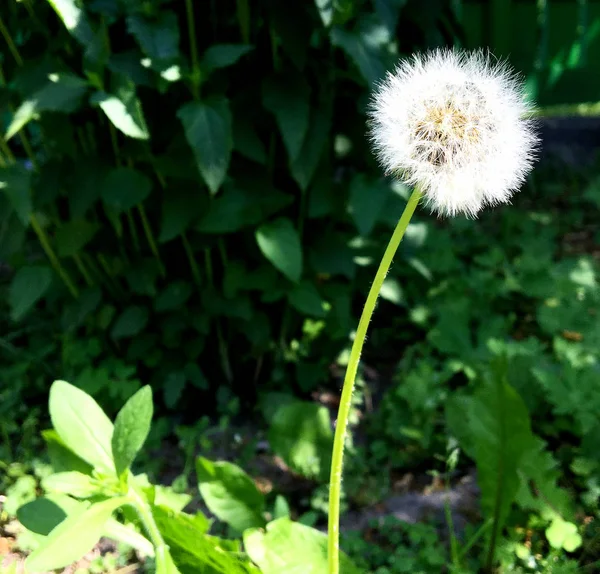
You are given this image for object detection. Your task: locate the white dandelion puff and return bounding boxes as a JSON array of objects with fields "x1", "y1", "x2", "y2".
[{"x1": 369, "y1": 49, "x2": 539, "y2": 217}]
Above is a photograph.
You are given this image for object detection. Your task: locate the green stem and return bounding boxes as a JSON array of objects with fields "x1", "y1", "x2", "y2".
[
  {"x1": 236, "y1": 0, "x2": 250, "y2": 43},
  {"x1": 0, "y1": 15, "x2": 23, "y2": 66},
  {"x1": 137, "y1": 203, "x2": 165, "y2": 277},
  {"x1": 127, "y1": 487, "x2": 169, "y2": 569},
  {"x1": 185, "y1": 0, "x2": 200, "y2": 98},
  {"x1": 30, "y1": 215, "x2": 79, "y2": 298},
  {"x1": 182, "y1": 232, "x2": 202, "y2": 287},
  {"x1": 73, "y1": 254, "x2": 94, "y2": 287},
  {"x1": 204, "y1": 248, "x2": 233, "y2": 383},
  {"x1": 127, "y1": 209, "x2": 141, "y2": 254},
  {"x1": 327, "y1": 188, "x2": 422, "y2": 574}
]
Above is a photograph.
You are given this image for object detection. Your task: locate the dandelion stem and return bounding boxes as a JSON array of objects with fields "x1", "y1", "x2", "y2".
[{"x1": 327, "y1": 187, "x2": 422, "y2": 574}]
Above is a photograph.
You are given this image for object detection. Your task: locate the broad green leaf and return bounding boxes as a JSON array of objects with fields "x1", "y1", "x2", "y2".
[
  {"x1": 177, "y1": 99, "x2": 232, "y2": 194},
  {"x1": 516, "y1": 437, "x2": 574, "y2": 520},
  {"x1": 112, "y1": 386, "x2": 153, "y2": 476},
  {"x1": 163, "y1": 372, "x2": 186, "y2": 409},
  {"x1": 196, "y1": 457, "x2": 266, "y2": 532},
  {"x1": 157, "y1": 547, "x2": 182, "y2": 574},
  {"x1": 201, "y1": 44, "x2": 253, "y2": 74},
  {"x1": 314, "y1": 0, "x2": 334, "y2": 27},
  {"x1": 159, "y1": 190, "x2": 206, "y2": 243},
  {"x1": 289, "y1": 105, "x2": 331, "y2": 190},
  {"x1": 104, "y1": 519, "x2": 154, "y2": 557},
  {"x1": 19, "y1": 495, "x2": 153, "y2": 557},
  {"x1": 91, "y1": 89, "x2": 149, "y2": 140},
  {"x1": 546, "y1": 517, "x2": 582, "y2": 552},
  {"x1": 268, "y1": 400, "x2": 332, "y2": 480},
  {"x1": 6, "y1": 73, "x2": 89, "y2": 140},
  {"x1": 25, "y1": 496, "x2": 128, "y2": 572},
  {"x1": 111, "y1": 306, "x2": 149, "y2": 339},
  {"x1": 42, "y1": 472, "x2": 100, "y2": 498},
  {"x1": 244, "y1": 518, "x2": 361, "y2": 574},
  {"x1": 17, "y1": 497, "x2": 70, "y2": 536},
  {"x1": 348, "y1": 175, "x2": 389, "y2": 236},
  {"x1": 9, "y1": 266, "x2": 52, "y2": 321},
  {"x1": 288, "y1": 281, "x2": 326, "y2": 317},
  {"x1": 127, "y1": 11, "x2": 180, "y2": 63},
  {"x1": 273, "y1": 495, "x2": 290, "y2": 520},
  {"x1": 155, "y1": 282, "x2": 193, "y2": 312},
  {"x1": 152, "y1": 505, "x2": 259, "y2": 574},
  {"x1": 47, "y1": 0, "x2": 96, "y2": 47},
  {"x1": 55, "y1": 219, "x2": 98, "y2": 257},
  {"x1": 233, "y1": 116, "x2": 267, "y2": 164},
  {"x1": 468, "y1": 361, "x2": 534, "y2": 546},
  {"x1": 197, "y1": 187, "x2": 291, "y2": 234},
  {"x1": 49, "y1": 380, "x2": 115, "y2": 474},
  {"x1": 255, "y1": 218, "x2": 302, "y2": 282},
  {"x1": 379, "y1": 277, "x2": 404, "y2": 306},
  {"x1": 42, "y1": 430, "x2": 94, "y2": 475},
  {"x1": 0, "y1": 164, "x2": 32, "y2": 225},
  {"x1": 68, "y1": 159, "x2": 107, "y2": 218},
  {"x1": 262, "y1": 75, "x2": 310, "y2": 162},
  {"x1": 330, "y1": 27, "x2": 386, "y2": 86},
  {"x1": 102, "y1": 167, "x2": 152, "y2": 211}
]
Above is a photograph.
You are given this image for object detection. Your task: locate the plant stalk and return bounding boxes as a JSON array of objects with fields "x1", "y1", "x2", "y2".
[
  {"x1": 127, "y1": 487, "x2": 169, "y2": 570},
  {"x1": 327, "y1": 188, "x2": 422, "y2": 574}
]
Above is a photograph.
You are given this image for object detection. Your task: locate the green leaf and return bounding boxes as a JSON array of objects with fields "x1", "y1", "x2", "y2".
[
  {"x1": 112, "y1": 386, "x2": 153, "y2": 476},
  {"x1": 47, "y1": 0, "x2": 97, "y2": 48},
  {"x1": 9, "y1": 266, "x2": 52, "y2": 321},
  {"x1": 331, "y1": 27, "x2": 386, "y2": 86},
  {"x1": 177, "y1": 99, "x2": 232, "y2": 194},
  {"x1": 196, "y1": 457, "x2": 266, "y2": 533},
  {"x1": 68, "y1": 159, "x2": 107, "y2": 218},
  {"x1": 49, "y1": 380, "x2": 115, "y2": 474},
  {"x1": 273, "y1": 495, "x2": 290, "y2": 520},
  {"x1": 111, "y1": 306, "x2": 149, "y2": 339},
  {"x1": 42, "y1": 430, "x2": 94, "y2": 475},
  {"x1": 289, "y1": 104, "x2": 331, "y2": 190},
  {"x1": 55, "y1": 219, "x2": 99, "y2": 257},
  {"x1": 25, "y1": 496, "x2": 128, "y2": 572},
  {"x1": 42, "y1": 472, "x2": 100, "y2": 498},
  {"x1": 159, "y1": 190, "x2": 206, "y2": 243},
  {"x1": 288, "y1": 281, "x2": 326, "y2": 317},
  {"x1": 197, "y1": 186, "x2": 291, "y2": 234},
  {"x1": 91, "y1": 88, "x2": 149, "y2": 140},
  {"x1": 102, "y1": 168, "x2": 152, "y2": 211},
  {"x1": 127, "y1": 11, "x2": 180, "y2": 64},
  {"x1": 468, "y1": 360, "x2": 534, "y2": 545},
  {"x1": 233, "y1": 116, "x2": 267, "y2": 164},
  {"x1": 268, "y1": 400, "x2": 333, "y2": 480},
  {"x1": 546, "y1": 517, "x2": 582, "y2": 552},
  {"x1": 379, "y1": 277, "x2": 404, "y2": 306},
  {"x1": 0, "y1": 164, "x2": 32, "y2": 225},
  {"x1": 201, "y1": 44, "x2": 253, "y2": 74},
  {"x1": 155, "y1": 282, "x2": 193, "y2": 312},
  {"x1": 6, "y1": 73, "x2": 89, "y2": 140},
  {"x1": 262, "y1": 75, "x2": 310, "y2": 162},
  {"x1": 17, "y1": 497, "x2": 69, "y2": 536},
  {"x1": 348, "y1": 175, "x2": 389, "y2": 236},
  {"x1": 244, "y1": 518, "x2": 362, "y2": 574},
  {"x1": 256, "y1": 217, "x2": 302, "y2": 282},
  {"x1": 314, "y1": 0, "x2": 334, "y2": 27},
  {"x1": 152, "y1": 505, "x2": 259, "y2": 574}
]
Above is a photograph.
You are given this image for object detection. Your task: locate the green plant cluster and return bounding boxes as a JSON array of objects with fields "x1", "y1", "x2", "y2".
[
  {"x1": 0, "y1": 0, "x2": 447, "y2": 420},
  {"x1": 3, "y1": 0, "x2": 600, "y2": 573},
  {"x1": 16, "y1": 380, "x2": 362, "y2": 574}
]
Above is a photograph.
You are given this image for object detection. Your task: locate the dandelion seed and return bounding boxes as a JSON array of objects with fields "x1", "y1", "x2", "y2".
[{"x1": 369, "y1": 49, "x2": 539, "y2": 217}]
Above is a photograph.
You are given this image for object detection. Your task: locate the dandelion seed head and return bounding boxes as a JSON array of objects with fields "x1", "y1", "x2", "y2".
[{"x1": 369, "y1": 49, "x2": 539, "y2": 217}]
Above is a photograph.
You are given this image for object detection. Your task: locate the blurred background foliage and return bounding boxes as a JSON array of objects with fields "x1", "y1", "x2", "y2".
[{"x1": 1, "y1": 0, "x2": 600, "y2": 571}]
